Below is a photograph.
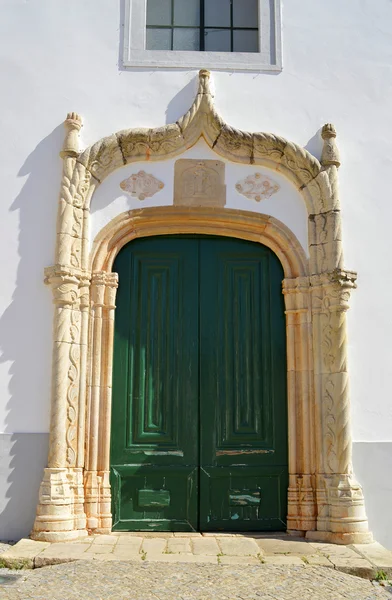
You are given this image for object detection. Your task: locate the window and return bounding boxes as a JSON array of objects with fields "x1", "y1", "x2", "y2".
[
  {"x1": 146, "y1": 0, "x2": 259, "y2": 53},
  {"x1": 123, "y1": 0, "x2": 282, "y2": 71}
]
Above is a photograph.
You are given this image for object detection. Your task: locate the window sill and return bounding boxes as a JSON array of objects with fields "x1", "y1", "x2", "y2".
[{"x1": 123, "y1": 49, "x2": 282, "y2": 72}]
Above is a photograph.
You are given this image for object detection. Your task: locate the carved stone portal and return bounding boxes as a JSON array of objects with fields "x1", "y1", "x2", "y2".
[
  {"x1": 31, "y1": 70, "x2": 372, "y2": 545},
  {"x1": 174, "y1": 159, "x2": 226, "y2": 207}
]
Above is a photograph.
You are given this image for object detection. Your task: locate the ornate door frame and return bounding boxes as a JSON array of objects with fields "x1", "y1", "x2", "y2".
[{"x1": 31, "y1": 70, "x2": 372, "y2": 544}]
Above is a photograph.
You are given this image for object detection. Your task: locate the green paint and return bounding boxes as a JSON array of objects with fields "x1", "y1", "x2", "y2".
[
  {"x1": 229, "y1": 490, "x2": 261, "y2": 507},
  {"x1": 111, "y1": 236, "x2": 288, "y2": 532},
  {"x1": 138, "y1": 489, "x2": 171, "y2": 508}
]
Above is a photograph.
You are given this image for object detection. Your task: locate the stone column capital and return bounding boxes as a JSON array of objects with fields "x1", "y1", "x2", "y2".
[
  {"x1": 44, "y1": 265, "x2": 91, "y2": 307},
  {"x1": 310, "y1": 269, "x2": 357, "y2": 290},
  {"x1": 91, "y1": 271, "x2": 119, "y2": 308},
  {"x1": 282, "y1": 276, "x2": 311, "y2": 294},
  {"x1": 310, "y1": 269, "x2": 357, "y2": 312},
  {"x1": 282, "y1": 276, "x2": 311, "y2": 316}
]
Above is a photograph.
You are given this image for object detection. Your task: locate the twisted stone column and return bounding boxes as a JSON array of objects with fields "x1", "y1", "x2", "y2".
[
  {"x1": 304, "y1": 124, "x2": 371, "y2": 543},
  {"x1": 308, "y1": 270, "x2": 370, "y2": 542},
  {"x1": 32, "y1": 266, "x2": 90, "y2": 540},
  {"x1": 31, "y1": 114, "x2": 91, "y2": 542}
]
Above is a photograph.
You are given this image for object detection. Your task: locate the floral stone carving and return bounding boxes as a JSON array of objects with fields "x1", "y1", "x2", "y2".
[
  {"x1": 120, "y1": 171, "x2": 164, "y2": 201},
  {"x1": 235, "y1": 172, "x2": 280, "y2": 202}
]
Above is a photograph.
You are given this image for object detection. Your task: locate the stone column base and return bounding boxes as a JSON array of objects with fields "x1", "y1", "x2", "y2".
[
  {"x1": 31, "y1": 467, "x2": 88, "y2": 543},
  {"x1": 84, "y1": 470, "x2": 112, "y2": 534},
  {"x1": 306, "y1": 530, "x2": 373, "y2": 545},
  {"x1": 303, "y1": 474, "x2": 373, "y2": 544},
  {"x1": 287, "y1": 474, "x2": 317, "y2": 532}
]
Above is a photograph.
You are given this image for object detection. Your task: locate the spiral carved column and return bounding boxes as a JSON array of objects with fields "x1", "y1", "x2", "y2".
[
  {"x1": 31, "y1": 265, "x2": 90, "y2": 541},
  {"x1": 31, "y1": 114, "x2": 92, "y2": 542},
  {"x1": 308, "y1": 270, "x2": 371, "y2": 543}
]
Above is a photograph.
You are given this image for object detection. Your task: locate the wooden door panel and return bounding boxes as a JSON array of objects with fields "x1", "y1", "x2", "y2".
[
  {"x1": 199, "y1": 238, "x2": 288, "y2": 530},
  {"x1": 200, "y1": 467, "x2": 288, "y2": 531},
  {"x1": 111, "y1": 466, "x2": 198, "y2": 531},
  {"x1": 111, "y1": 237, "x2": 199, "y2": 531}
]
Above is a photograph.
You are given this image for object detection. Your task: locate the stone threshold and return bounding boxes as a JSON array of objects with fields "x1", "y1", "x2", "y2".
[{"x1": 1, "y1": 534, "x2": 392, "y2": 581}]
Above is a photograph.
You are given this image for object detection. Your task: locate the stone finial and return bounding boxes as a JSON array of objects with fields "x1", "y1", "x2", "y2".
[
  {"x1": 60, "y1": 112, "x2": 83, "y2": 158},
  {"x1": 321, "y1": 123, "x2": 340, "y2": 168},
  {"x1": 198, "y1": 69, "x2": 213, "y2": 96}
]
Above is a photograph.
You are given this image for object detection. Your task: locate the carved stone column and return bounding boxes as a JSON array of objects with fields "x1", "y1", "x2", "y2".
[
  {"x1": 31, "y1": 266, "x2": 90, "y2": 541},
  {"x1": 308, "y1": 269, "x2": 371, "y2": 543},
  {"x1": 283, "y1": 276, "x2": 316, "y2": 532},
  {"x1": 85, "y1": 271, "x2": 118, "y2": 533},
  {"x1": 31, "y1": 114, "x2": 91, "y2": 542}
]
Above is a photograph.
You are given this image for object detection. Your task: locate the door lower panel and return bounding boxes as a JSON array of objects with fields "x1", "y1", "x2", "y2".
[
  {"x1": 199, "y1": 466, "x2": 288, "y2": 531},
  {"x1": 111, "y1": 465, "x2": 198, "y2": 531}
]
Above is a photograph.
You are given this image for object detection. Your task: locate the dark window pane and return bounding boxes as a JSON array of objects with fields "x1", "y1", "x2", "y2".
[
  {"x1": 146, "y1": 0, "x2": 172, "y2": 26},
  {"x1": 204, "y1": 0, "x2": 231, "y2": 27},
  {"x1": 174, "y1": 0, "x2": 200, "y2": 26},
  {"x1": 146, "y1": 27, "x2": 172, "y2": 50},
  {"x1": 173, "y1": 27, "x2": 200, "y2": 50},
  {"x1": 204, "y1": 28, "x2": 231, "y2": 52},
  {"x1": 233, "y1": 0, "x2": 258, "y2": 28},
  {"x1": 233, "y1": 29, "x2": 259, "y2": 52}
]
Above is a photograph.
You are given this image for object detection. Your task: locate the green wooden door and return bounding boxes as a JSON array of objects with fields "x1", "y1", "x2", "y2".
[
  {"x1": 199, "y1": 237, "x2": 288, "y2": 531},
  {"x1": 111, "y1": 237, "x2": 199, "y2": 531},
  {"x1": 111, "y1": 236, "x2": 287, "y2": 532}
]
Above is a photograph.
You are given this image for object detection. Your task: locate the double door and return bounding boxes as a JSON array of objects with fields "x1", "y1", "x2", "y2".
[{"x1": 110, "y1": 235, "x2": 287, "y2": 531}]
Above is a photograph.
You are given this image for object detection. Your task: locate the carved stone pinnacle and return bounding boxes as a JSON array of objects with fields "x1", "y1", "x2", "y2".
[
  {"x1": 321, "y1": 123, "x2": 337, "y2": 140},
  {"x1": 61, "y1": 112, "x2": 83, "y2": 158},
  {"x1": 65, "y1": 112, "x2": 83, "y2": 131},
  {"x1": 198, "y1": 69, "x2": 212, "y2": 96},
  {"x1": 321, "y1": 123, "x2": 340, "y2": 168}
]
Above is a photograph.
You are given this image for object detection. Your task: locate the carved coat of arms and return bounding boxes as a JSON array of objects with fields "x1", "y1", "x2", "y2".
[
  {"x1": 120, "y1": 171, "x2": 164, "y2": 201},
  {"x1": 235, "y1": 173, "x2": 280, "y2": 202}
]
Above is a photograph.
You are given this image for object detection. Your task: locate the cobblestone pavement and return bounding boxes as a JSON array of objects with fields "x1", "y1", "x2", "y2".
[{"x1": 0, "y1": 561, "x2": 391, "y2": 600}]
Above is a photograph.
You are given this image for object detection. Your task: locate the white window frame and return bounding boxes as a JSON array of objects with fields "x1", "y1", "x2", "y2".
[{"x1": 122, "y1": 0, "x2": 282, "y2": 71}]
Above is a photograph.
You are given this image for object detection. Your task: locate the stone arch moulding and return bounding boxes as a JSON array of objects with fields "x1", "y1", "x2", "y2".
[{"x1": 31, "y1": 70, "x2": 372, "y2": 544}]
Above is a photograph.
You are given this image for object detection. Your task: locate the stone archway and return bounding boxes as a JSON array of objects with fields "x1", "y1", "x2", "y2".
[{"x1": 31, "y1": 70, "x2": 372, "y2": 544}]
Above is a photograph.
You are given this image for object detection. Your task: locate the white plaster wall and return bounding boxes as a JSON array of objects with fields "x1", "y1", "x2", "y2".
[{"x1": 1, "y1": 0, "x2": 392, "y2": 543}]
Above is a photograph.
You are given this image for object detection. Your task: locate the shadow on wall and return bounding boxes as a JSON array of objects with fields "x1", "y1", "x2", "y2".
[
  {"x1": 118, "y1": 0, "x2": 198, "y2": 124},
  {"x1": 165, "y1": 78, "x2": 200, "y2": 125},
  {"x1": 353, "y1": 442, "x2": 392, "y2": 550},
  {"x1": 0, "y1": 126, "x2": 63, "y2": 540}
]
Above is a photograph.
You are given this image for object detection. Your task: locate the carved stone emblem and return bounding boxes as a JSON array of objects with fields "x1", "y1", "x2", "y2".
[
  {"x1": 174, "y1": 159, "x2": 226, "y2": 207},
  {"x1": 235, "y1": 173, "x2": 280, "y2": 202},
  {"x1": 120, "y1": 171, "x2": 164, "y2": 200}
]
